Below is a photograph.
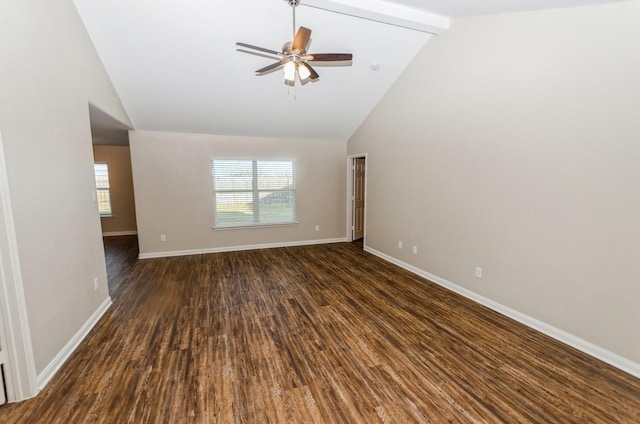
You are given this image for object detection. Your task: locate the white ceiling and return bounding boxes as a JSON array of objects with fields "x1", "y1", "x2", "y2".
[
  {"x1": 380, "y1": 0, "x2": 627, "y2": 17},
  {"x1": 89, "y1": 104, "x2": 131, "y2": 146},
  {"x1": 75, "y1": 0, "x2": 627, "y2": 143}
]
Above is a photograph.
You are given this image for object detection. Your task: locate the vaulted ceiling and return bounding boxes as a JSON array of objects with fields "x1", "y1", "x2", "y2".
[{"x1": 75, "y1": 0, "x2": 628, "y2": 142}]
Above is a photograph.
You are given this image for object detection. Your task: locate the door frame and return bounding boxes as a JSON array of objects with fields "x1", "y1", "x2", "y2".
[
  {"x1": 346, "y1": 153, "x2": 368, "y2": 243},
  {"x1": 0, "y1": 130, "x2": 38, "y2": 402}
]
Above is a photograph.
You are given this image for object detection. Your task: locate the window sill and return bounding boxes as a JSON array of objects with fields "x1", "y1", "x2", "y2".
[
  {"x1": 100, "y1": 214, "x2": 114, "y2": 219},
  {"x1": 213, "y1": 221, "x2": 299, "y2": 230}
]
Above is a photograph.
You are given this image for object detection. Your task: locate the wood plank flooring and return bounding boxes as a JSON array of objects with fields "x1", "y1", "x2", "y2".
[{"x1": 2, "y1": 236, "x2": 639, "y2": 423}]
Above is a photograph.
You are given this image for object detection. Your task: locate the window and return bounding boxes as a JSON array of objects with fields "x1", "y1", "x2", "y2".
[
  {"x1": 94, "y1": 163, "x2": 112, "y2": 216},
  {"x1": 212, "y1": 159, "x2": 296, "y2": 228}
]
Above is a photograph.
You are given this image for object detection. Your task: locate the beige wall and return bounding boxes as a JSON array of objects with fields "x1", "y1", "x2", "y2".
[
  {"x1": 130, "y1": 131, "x2": 346, "y2": 256},
  {"x1": 348, "y1": 1, "x2": 640, "y2": 365},
  {"x1": 93, "y1": 145, "x2": 138, "y2": 235},
  {"x1": 0, "y1": 0, "x2": 132, "y2": 376}
]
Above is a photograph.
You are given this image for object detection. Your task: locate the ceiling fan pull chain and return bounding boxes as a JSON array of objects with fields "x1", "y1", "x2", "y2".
[{"x1": 287, "y1": 84, "x2": 297, "y2": 100}]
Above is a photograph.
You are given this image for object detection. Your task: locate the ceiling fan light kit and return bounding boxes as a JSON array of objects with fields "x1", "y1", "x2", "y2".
[
  {"x1": 236, "y1": 0, "x2": 353, "y2": 86},
  {"x1": 298, "y1": 62, "x2": 311, "y2": 80},
  {"x1": 283, "y1": 61, "x2": 296, "y2": 82}
]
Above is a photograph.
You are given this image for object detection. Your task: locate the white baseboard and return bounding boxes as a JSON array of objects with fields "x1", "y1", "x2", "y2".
[
  {"x1": 364, "y1": 245, "x2": 640, "y2": 380},
  {"x1": 36, "y1": 297, "x2": 113, "y2": 390},
  {"x1": 102, "y1": 230, "x2": 137, "y2": 237},
  {"x1": 138, "y1": 237, "x2": 348, "y2": 259}
]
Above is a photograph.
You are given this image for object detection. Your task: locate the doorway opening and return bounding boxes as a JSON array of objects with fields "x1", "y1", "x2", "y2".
[
  {"x1": 89, "y1": 104, "x2": 137, "y2": 239},
  {"x1": 347, "y1": 155, "x2": 366, "y2": 248}
]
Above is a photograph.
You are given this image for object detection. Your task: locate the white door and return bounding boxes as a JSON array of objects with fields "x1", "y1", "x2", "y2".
[
  {"x1": 0, "y1": 268, "x2": 8, "y2": 405},
  {"x1": 0, "y1": 343, "x2": 6, "y2": 404},
  {"x1": 0, "y1": 296, "x2": 6, "y2": 405}
]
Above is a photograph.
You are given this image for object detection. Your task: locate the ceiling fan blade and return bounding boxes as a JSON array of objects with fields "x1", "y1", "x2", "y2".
[
  {"x1": 237, "y1": 49, "x2": 283, "y2": 61},
  {"x1": 292, "y1": 27, "x2": 311, "y2": 53},
  {"x1": 307, "y1": 53, "x2": 353, "y2": 61},
  {"x1": 299, "y1": 62, "x2": 319, "y2": 80},
  {"x1": 236, "y1": 42, "x2": 282, "y2": 56},
  {"x1": 256, "y1": 60, "x2": 289, "y2": 74}
]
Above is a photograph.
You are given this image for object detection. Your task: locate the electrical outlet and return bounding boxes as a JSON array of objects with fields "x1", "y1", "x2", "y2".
[
  {"x1": 160, "y1": 234, "x2": 166, "y2": 242},
  {"x1": 412, "y1": 246, "x2": 418, "y2": 255},
  {"x1": 398, "y1": 241, "x2": 403, "y2": 249},
  {"x1": 475, "y1": 267, "x2": 483, "y2": 278},
  {"x1": 94, "y1": 277, "x2": 99, "y2": 291},
  {"x1": 315, "y1": 225, "x2": 320, "y2": 232}
]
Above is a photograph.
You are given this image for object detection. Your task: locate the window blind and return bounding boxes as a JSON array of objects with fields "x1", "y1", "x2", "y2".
[
  {"x1": 212, "y1": 159, "x2": 296, "y2": 228},
  {"x1": 94, "y1": 163, "x2": 112, "y2": 216}
]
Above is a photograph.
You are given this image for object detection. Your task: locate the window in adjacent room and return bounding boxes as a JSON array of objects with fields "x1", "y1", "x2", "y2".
[
  {"x1": 212, "y1": 159, "x2": 296, "y2": 228},
  {"x1": 93, "y1": 163, "x2": 112, "y2": 216}
]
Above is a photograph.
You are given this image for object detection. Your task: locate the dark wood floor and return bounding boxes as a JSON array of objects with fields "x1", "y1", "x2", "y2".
[{"x1": 2, "y1": 236, "x2": 640, "y2": 423}]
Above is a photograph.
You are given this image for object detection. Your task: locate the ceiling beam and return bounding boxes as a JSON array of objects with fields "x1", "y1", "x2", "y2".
[{"x1": 301, "y1": 0, "x2": 450, "y2": 34}]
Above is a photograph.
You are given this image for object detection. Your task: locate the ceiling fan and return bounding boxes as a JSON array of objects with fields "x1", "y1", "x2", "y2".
[{"x1": 236, "y1": 0, "x2": 353, "y2": 86}]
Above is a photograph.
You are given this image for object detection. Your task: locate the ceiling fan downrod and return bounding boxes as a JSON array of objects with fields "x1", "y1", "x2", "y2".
[{"x1": 288, "y1": 0, "x2": 300, "y2": 42}]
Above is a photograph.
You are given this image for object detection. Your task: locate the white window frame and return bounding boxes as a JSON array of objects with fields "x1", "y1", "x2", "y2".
[
  {"x1": 211, "y1": 158, "x2": 297, "y2": 229},
  {"x1": 93, "y1": 163, "x2": 113, "y2": 217}
]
